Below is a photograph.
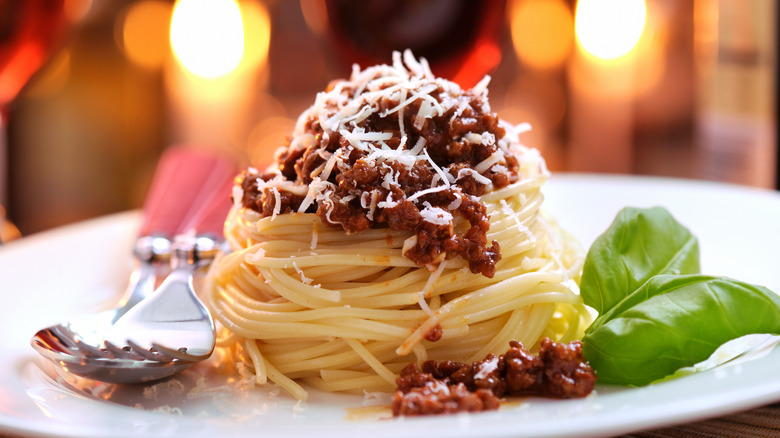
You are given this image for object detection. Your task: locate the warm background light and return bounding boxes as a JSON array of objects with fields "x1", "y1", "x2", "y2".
[
  {"x1": 510, "y1": 0, "x2": 573, "y2": 71},
  {"x1": 165, "y1": 0, "x2": 272, "y2": 165},
  {"x1": 170, "y1": 0, "x2": 245, "y2": 78},
  {"x1": 238, "y1": 1, "x2": 271, "y2": 74},
  {"x1": 575, "y1": 0, "x2": 647, "y2": 60},
  {"x1": 119, "y1": 0, "x2": 172, "y2": 70},
  {"x1": 4, "y1": 0, "x2": 776, "y2": 238}
]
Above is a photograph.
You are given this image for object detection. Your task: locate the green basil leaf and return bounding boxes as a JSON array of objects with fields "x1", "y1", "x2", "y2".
[
  {"x1": 580, "y1": 206, "x2": 700, "y2": 314},
  {"x1": 582, "y1": 275, "x2": 780, "y2": 386}
]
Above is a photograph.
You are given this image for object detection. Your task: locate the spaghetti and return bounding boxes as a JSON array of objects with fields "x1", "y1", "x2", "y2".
[{"x1": 203, "y1": 51, "x2": 591, "y2": 400}]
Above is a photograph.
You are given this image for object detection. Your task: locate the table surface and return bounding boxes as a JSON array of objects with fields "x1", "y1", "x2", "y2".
[{"x1": 622, "y1": 402, "x2": 780, "y2": 437}]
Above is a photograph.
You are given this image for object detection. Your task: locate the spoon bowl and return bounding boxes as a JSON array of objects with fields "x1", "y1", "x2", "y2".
[{"x1": 31, "y1": 234, "x2": 221, "y2": 384}]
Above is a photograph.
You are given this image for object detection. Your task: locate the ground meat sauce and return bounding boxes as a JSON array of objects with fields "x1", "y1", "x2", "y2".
[
  {"x1": 392, "y1": 338, "x2": 596, "y2": 416},
  {"x1": 236, "y1": 51, "x2": 525, "y2": 278}
]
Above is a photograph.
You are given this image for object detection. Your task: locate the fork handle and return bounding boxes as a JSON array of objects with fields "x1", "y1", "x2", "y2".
[
  {"x1": 176, "y1": 159, "x2": 237, "y2": 238},
  {"x1": 172, "y1": 170, "x2": 237, "y2": 266},
  {"x1": 139, "y1": 146, "x2": 235, "y2": 238}
]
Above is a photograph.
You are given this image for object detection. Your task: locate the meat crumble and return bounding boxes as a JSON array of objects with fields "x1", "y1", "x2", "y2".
[
  {"x1": 392, "y1": 338, "x2": 596, "y2": 416},
  {"x1": 235, "y1": 51, "x2": 530, "y2": 278}
]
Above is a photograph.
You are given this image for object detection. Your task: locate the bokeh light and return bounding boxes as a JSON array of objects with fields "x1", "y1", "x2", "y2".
[
  {"x1": 170, "y1": 0, "x2": 245, "y2": 78},
  {"x1": 510, "y1": 0, "x2": 573, "y2": 70},
  {"x1": 119, "y1": 0, "x2": 172, "y2": 70},
  {"x1": 239, "y1": 1, "x2": 271, "y2": 73},
  {"x1": 575, "y1": 0, "x2": 646, "y2": 60}
]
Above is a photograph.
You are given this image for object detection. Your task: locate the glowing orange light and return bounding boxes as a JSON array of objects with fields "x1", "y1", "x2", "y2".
[
  {"x1": 170, "y1": 0, "x2": 245, "y2": 79},
  {"x1": 510, "y1": 0, "x2": 573, "y2": 70},
  {"x1": 240, "y1": 1, "x2": 271, "y2": 73},
  {"x1": 575, "y1": 0, "x2": 646, "y2": 60},
  {"x1": 119, "y1": 0, "x2": 171, "y2": 70}
]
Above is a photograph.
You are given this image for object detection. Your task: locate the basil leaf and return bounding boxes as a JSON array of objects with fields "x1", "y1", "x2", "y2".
[
  {"x1": 582, "y1": 275, "x2": 780, "y2": 386},
  {"x1": 580, "y1": 206, "x2": 700, "y2": 314}
]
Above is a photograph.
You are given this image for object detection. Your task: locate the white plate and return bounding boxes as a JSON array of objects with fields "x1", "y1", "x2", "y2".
[{"x1": 2, "y1": 174, "x2": 779, "y2": 438}]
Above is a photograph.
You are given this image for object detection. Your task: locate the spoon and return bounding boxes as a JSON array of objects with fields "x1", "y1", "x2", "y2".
[{"x1": 30, "y1": 147, "x2": 236, "y2": 384}]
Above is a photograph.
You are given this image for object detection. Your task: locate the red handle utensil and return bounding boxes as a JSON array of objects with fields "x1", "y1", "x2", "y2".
[{"x1": 139, "y1": 145, "x2": 236, "y2": 239}]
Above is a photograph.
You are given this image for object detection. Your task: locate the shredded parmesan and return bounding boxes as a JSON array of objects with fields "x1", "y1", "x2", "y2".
[
  {"x1": 245, "y1": 248, "x2": 266, "y2": 264},
  {"x1": 421, "y1": 259, "x2": 448, "y2": 299},
  {"x1": 231, "y1": 184, "x2": 244, "y2": 208},
  {"x1": 292, "y1": 261, "x2": 313, "y2": 285},
  {"x1": 310, "y1": 226, "x2": 319, "y2": 250},
  {"x1": 474, "y1": 151, "x2": 502, "y2": 174},
  {"x1": 421, "y1": 148, "x2": 451, "y2": 188},
  {"x1": 319, "y1": 149, "x2": 341, "y2": 181},
  {"x1": 447, "y1": 194, "x2": 463, "y2": 210},
  {"x1": 366, "y1": 190, "x2": 380, "y2": 220},
  {"x1": 420, "y1": 202, "x2": 453, "y2": 226},
  {"x1": 473, "y1": 356, "x2": 499, "y2": 380},
  {"x1": 406, "y1": 184, "x2": 450, "y2": 203},
  {"x1": 472, "y1": 75, "x2": 491, "y2": 96},
  {"x1": 270, "y1": 187, "x2": 282, "y2": 219},
  {"x1": 464, "y1": 132, "x2": 483, "y2": 144},
  {"x1": 425, "y1": 380, "x2": 451, "y2": 396},
  {"x1": 455, "y1": 168, "x2": 492, "y2": 185},
  {"x1": 377, "y1": 191, "x2": 398, "y2": 209}
]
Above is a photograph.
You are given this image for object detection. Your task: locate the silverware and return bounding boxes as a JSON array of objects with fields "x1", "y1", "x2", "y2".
[
  {"x1": 114, "y1": 146, "x2": 235, "y2": 320},
  {"x1": 31, "y1": 146, "x2": 235, "y2": 384}
]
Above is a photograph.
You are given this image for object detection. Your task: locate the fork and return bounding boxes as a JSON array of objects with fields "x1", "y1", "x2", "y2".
[
  {"x1": 31, "y1": 233, "x2": 224, "y2": 383},
  {"x1": 31, "y1": 147, "x2": 236, "y2": 383},
  {"x1": 102, "y1": 171, "x2": 235, "y2": 365},
  {"x1": 113, "y1": 146, "x2": 234, "y2": 321}
]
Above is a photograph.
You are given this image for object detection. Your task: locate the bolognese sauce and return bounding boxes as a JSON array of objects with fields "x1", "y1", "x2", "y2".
[
  {"x1": 235, "y1": 51, "x2": 524, "y2": 278},
  {"x1": 392, "y1": 338, "x2": 596, "y2": 416}
]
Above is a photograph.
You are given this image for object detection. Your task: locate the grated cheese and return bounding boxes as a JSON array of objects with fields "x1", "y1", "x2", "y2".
[
  {"x1": 425, "y1": 379, "x2": 451, "y2": 396},
  {"x1": 464, "y1": 132, "x2": 483, "y2": 144},
  {"x1": 447, "y1": 194, "x2": 463, "y2": 210},
  {"x1": 471, "y1": 75, "x2": 491, "y2": 96},
  {"x1": 421, "y1": 259, "x2": 448, "y2": 299},
  {"x1": 310, "y1": 225, "x2": 319, "y2": 250},
  {"x1": 232, "y1": 184, "x2": 244, "y2": 208},
  {"x1": 319, "y1": 149, "x2": 341, "y2": 181},
  {"x1": 245, "y1": 248, "x2": 266, "y2": 264},
  {"x1": 292, "y1": 261, "x2": 313, "y2": 285},
  {"x1": 480, "y1": 131, "x2": 496, "y2": 146},
  {"x1": 455, "y1": 167, "x2": 492, "y2": 185},
  {"x1": 421, "y1": 148, "x2": 451, "y2": 188},
  {"x1": 473, "y1": 356, "x2": 499, "y2": 380},
  {"x1": 420, "y1": 202, "x2": 453, "y2": 226},
  {"x1": 377, "y1": 192, "x2": 399, "y2": 209},
  {"x1": 406, "y1": 184, "x2": 450, "y2": 203},
  {"x1": 474, "y1": 151, "x2": 502, "y2": 174},
  {"x1": 271, "y1": 187, "x2": 282, "y2": 219}
]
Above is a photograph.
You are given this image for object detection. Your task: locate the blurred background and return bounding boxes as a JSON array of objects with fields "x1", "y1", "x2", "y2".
[{"x1": 1, "y1": 0, "x2": 776, "y2": 239}]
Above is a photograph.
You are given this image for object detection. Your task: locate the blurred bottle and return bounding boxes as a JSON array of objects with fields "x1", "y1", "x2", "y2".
[
  {"x1": 0, "y1": 0, "x2": 68, "y2": 115},
  {"x1": 323, "y1": 0, "x2": 506, "y2": 88},
  {"x1": 0, "y1": 0, "x2": 70, "y2": 240},
  {"x1": 694, "y1": 0, "x2": 777, "y2": 188}
]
